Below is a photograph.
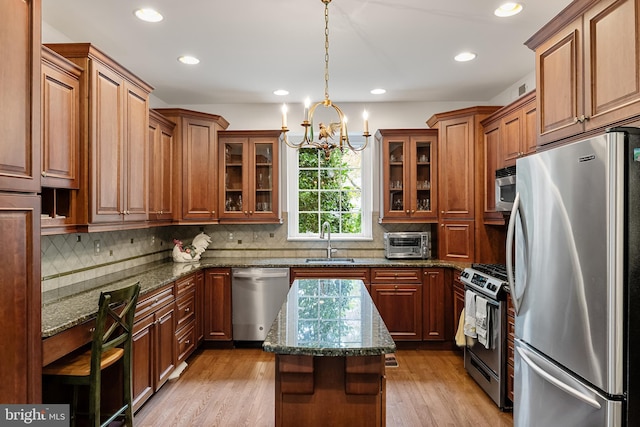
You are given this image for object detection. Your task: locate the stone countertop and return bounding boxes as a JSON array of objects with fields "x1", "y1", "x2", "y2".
[
  {"x1": 262, "y1": 279, "x2": 396, "y2": 357},
  {"x1": 42, "y1": 257, "x2": 469, "y2": 338}
]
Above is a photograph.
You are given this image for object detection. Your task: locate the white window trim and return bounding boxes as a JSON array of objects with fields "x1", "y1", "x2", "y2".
[{"x1": 285, "y1": 134, "x2": 373, "y2": 241}]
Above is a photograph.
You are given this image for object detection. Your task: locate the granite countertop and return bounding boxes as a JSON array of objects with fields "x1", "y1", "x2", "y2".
[
  {"x1": 262, "y1": 279, "x2": 396, "y2": 357},
  {"x1": 42, "y1": 257, "x2": 469, "y2": 338}
]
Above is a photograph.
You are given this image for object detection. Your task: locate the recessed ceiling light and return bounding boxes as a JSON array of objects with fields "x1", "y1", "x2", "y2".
[
  {"x1": 273, "y1": 89, "x2": 289, "y2": 96},
  {"x1": 134, "y1": 8, "x2": 163, "y2": 23},
  {"x1": 454, "y1": 52, "x2": 477, "y2": 62},
  {"x1": 371, "y1": 88, "x2": 386, "y2": 95},
  {"x1": 178, "y1": 55, "x2": 200, "y2": 65},
  {"x1": 494, "y1": 2, "x2": 523, "y2": 17}
]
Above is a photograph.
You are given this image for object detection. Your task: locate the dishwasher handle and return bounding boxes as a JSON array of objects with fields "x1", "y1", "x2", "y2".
[{"x1": 232, "y1": 270, "x2": 289, "y2": 279}]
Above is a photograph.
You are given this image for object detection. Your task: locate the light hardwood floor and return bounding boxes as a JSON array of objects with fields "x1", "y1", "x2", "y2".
[{"x1": 134, "y1": 348, "x2": 514, "y2": 427}]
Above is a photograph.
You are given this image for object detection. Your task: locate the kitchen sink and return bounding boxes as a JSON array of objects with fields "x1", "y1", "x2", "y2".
[{"x1": 304, "y1": 258, "x2": 355, "y2": 264}]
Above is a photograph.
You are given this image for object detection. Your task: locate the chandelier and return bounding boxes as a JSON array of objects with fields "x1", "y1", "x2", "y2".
[{"x1": 280, "y1": 0, "x2": 370, "y2": 159}]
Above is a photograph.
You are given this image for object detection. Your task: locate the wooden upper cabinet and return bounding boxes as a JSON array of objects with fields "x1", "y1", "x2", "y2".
[
  {"x1": 0, "y1": 0, "x2": 41, "y2": 193},
  {"x1": 155, "y1": 109, "x2": 229, "y2": 224},
  {"x1": 45, "y1": 43, "x2": 153, "y2": 230},
  {"x1": 41, "y1": 46, "x2": 81, "y2": 189},
  {"x1": 218, "y1": 130, "x2": 280, "y2": 223},
  {"x1": 480, "y1": 91, "x2": 536, "y2": 223},
  {"x1": 148, "y1": 109, "x2": 176, "y2": 223},
  {"x1": 528, "y1": 0, "x2": 640, "y2": 145},
  {"x1": 377, "y1": 129, "x2": 438, "y2": 223}
]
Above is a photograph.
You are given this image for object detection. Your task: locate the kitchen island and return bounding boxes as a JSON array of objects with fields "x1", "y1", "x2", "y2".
[{"x1": 263, "y1": 278, "x2": 396, "y2": 427}]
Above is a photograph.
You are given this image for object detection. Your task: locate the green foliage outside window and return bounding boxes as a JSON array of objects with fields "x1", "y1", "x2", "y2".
[{"x1": 297, "y1": 148, "x2": 362, "y2": 235}]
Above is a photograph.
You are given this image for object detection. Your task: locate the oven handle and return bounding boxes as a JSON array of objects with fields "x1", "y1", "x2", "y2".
[{"x1": 506, "y1": 192, "x2": 521, "y2": 314}]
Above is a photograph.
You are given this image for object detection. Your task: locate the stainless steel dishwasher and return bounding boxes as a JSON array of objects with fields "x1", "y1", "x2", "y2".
[{"x1": 231, "y1": 267, "x2": 290, "y2": 341}]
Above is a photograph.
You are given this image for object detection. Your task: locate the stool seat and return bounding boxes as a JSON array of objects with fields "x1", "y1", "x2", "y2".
[{"x1": 43, "y1": 347, "x2": 124, "y2": 377}]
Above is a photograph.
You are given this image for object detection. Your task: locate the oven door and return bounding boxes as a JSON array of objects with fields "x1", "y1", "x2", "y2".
[
  {"x1": 495, "y1": 174, "x2": 516, "y2": 211},
  {"x1": 465, "y1": 293, "x2": 504, "y2": 375}
]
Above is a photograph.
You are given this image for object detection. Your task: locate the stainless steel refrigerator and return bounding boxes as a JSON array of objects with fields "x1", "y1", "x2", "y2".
[{"x1": 506, "y1": 127, "x2": 640, "y2": 427}]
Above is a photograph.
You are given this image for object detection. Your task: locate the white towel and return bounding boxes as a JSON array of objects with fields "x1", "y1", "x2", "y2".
[
  {"x1": 463, "y1": 290, "x2": 477, "y2": 338},
  {"x1": 475, "y1": 295, "x2": 491, "y2": 349}
]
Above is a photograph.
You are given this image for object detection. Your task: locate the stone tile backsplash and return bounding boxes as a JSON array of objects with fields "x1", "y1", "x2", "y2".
[{"x1": 41, "y1": 213, "x2": 432, "y2": 296}]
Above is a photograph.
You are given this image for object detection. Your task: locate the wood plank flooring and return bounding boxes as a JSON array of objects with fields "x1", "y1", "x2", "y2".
[{"x1": 134, "y1": 348, "x2": 514, "y2": 427}]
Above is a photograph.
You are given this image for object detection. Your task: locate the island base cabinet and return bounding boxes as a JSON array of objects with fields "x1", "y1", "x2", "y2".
[{"x1": 275, "y1": 354, "x2": 385, "y2": 427}]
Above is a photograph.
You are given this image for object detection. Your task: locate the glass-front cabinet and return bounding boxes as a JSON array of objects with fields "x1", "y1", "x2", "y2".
[
  {"x1": 218, "y1": 130, "x2": 280, "y2": 223},
  {"x1": 376, "y1": 129, "x2": 438, "y2": 222}
]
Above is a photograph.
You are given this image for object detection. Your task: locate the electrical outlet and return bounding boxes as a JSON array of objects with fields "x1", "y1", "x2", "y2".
[
  {"x1": 94, "y1": 240, "x2": 101, "y2": 255},
  {"x1": 253, "y1": 232, "x2": 259, "y2": 241},
  {"x1": 228, "y1": 232, "x2": 234, "y2": 241},
  {"x1": 151, "y1": 236, "x2": 156, "y2": 246}
]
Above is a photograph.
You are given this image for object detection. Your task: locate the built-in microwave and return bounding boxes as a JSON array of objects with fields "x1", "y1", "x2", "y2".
[
  {"x1": 495, "y1": 166, "x2": 516, "y2": 212},
  {"x1": 383, "y1": 232, "x2": 431, "y2": 259}
]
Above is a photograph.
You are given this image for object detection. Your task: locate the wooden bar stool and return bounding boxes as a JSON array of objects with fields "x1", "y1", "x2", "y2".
[{"x1": 43, "y1": 282, "x2": 140, "y2": 427}]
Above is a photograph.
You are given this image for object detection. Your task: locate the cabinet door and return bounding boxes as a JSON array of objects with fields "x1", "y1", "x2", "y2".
[
  {"x1": 91, "y1": 63, "x2": 125, "y2": 223},
  {"x1": 438, "y1": 117, "x2": 474, "y2": 218},
  {"x1": 483, "y1": 121, "x2": 501, "y2": 220},
  {"x1": 251, "y1": 138, "x2": 278, "y2": 220},
  {"x1": 370, "y1": 284, "x2": 422, "y2": 341},
  {"x1": 181, "y1": 117, "x2": 218, "y2": 220},
  {"x1": 438, "y1": 220, "x2": 475, "y2": 261},
  {"x1": 196, "y1": 271, "x2": 205, "y2": 343},
  {"x1": 148, "y1": 111, "x2": 175, "y2": 222},
  {"x1": 535, "y1": 17, "x2": 583, "y2": 145},
  {"x1": 132, "y1": 314, "x2": 154, "y2": 411},
  {"x1": 204, "y1": 268, "x2": 232, "y2": 341},
  {"x1": 501, "y1": 109, "x2": 523, "y2": 166},
  {"x1": 523, "y1": 101, "x2": 537, "y2": 155},
  {"x1": 382, "y1": 136, "x2": 410, "y2": 220},
  {"x1": 583, "y1": 0, "x2": 640, "y2": 131},
  {"x1": 155, "y1": 302, "x2": 176, "y2": 390},
  {"x1": 0, "y1": 194, "x2": 41, "y2": 403},
  {"x1": 411, "y1": 135, "x2": 437, "y2": 220},
  {"x1": 41, "y1": 48, "x2": 80, "y2": 189},
  {"x1": 220, "y1": 138, "x2": 248, "y2": 220},
  {"x1": 0, "y1": 0, "x2": 40, "y2": 193},
  {"x1": 422, "y1": 268, "x2": 445, "y2": 341},
  {"x1": 123, "y1": 81, "x2": 148, "y2": 222}
]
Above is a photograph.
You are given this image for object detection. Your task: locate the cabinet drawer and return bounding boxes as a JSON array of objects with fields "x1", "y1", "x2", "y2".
[
  {"x1": 42, "y1": 318, "x2": 96, "y2": 366},
  {"x1": 371, "y1": 268, "x2": 422, "y2": 284},
  {"x1": 135, "y1": 284, "x2": 175, "y2": 322},
  {"x1": 176, "y1": 274, "x2": 196, "y2": 297},
  {"x1": 175, "y1": 290, "x2": 196, "y2": 332},
  {"x1": 176, "y1": 320, "x2": 196, "y2": 364},
  {"x1": 507, "y1": 362, "x2": 514, "y2": 402}
]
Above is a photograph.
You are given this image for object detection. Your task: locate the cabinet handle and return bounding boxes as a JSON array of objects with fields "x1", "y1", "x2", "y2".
[
  {"x1": 394, "y1": 285, "x2": 398, "y2": 290},
  {"x1": 406, "y1": 210, "x2": 410, "y2": 214},
  {"x1": 441, "y1": 224, "x2": 444, "y2": 227},
  {"x1": 244, "y1": 210, "x2": 249, "y2": 215},
  {"x1": 154, "y1": 298, "x2": 159, "y2": 305},
  {"x1": 185, "y1": 307, "x2": 190, "y2": 312},
  {"x1": 411, "y1": 209, "x2": 415, "y2": 213},
  {"x1": 89, "y1": 327, "x2": 96, "y2": 333},
  {"x1": 249, "y1": 211, "x2": 253, "y2": 215},
  {"x1": 211, "y1": 211, "x2": 215, "y2": 215},
  {"x1": 441, "y1": 210, "x2": 444, "y2": 214},
  {"x1": 185, "y1": 340, "x2": 190, "y2": 344},
  {"x1": 41, "y1": 171, "x2": 47, "y2": 177}
]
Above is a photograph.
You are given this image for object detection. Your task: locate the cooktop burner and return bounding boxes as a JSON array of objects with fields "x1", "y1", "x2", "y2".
[{"x1": 460, "y1": 263, "x2": 511, "y2": 300}]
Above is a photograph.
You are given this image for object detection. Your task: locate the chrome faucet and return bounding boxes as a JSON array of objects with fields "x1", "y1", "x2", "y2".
[{"x1": 320, "y1": 221, "x2": 337, "y2": 259}]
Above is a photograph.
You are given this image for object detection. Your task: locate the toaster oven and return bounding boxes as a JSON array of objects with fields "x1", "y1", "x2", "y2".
[{"x1": 383, "y1": 232, "x2": 431, "y2": 259}]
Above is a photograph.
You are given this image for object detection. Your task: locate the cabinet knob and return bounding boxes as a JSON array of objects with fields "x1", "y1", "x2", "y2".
[
  {"x1": 249, "y1": 210, "x2": 253, "y2": 215},
  {"x1": 441, "y1": 224, "x2": 444, "y2": 227},
  {"x1": 411, "y1": 209, "x2": 415, "y2": 213},
  {"x1": 185, "y1": 340, "x2": 190, "y2": 344},
  {"x1": 185, "y1": 307, "x2": 190, "y2": 312},
  {"x1": 211, "y1": 211, "x2": 215, "y2": 215},
  {"x1": 41, "y1": 171, "x2": 47, "y2": 177},
  {"x1": 406, "y1": 210, "x2": 410, "y2": 214},
  {"x1": 394, "y1": 285, "x2": 398, "y2": 290},
  {"x1": 441, "y1": 210, "x2": 444, "y2": 214}
]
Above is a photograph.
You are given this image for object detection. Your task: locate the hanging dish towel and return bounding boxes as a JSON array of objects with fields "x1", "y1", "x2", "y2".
[
  {"x1": 463, "y1": 290, "x2": 477, "y2": 338},
  {"x1": 455, "y1": 308, "x2": 467, "y2": 347},
  {"x1": 475, "y1": 295, "x2": 491, "y2": 349}
]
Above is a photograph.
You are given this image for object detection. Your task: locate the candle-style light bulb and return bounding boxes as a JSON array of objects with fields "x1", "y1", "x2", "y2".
[
  {"x1": 362, "y1": 110, "x2": 369, "y2": 134},
  {"x1": 281, "y1": 104, "x2": 288, "y2": 128},
  {"x1": 303, "y1": 98, "x2": 311, "y2": 121}
]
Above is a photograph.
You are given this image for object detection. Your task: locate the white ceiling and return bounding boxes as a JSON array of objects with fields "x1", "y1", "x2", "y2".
[{"x1": 42, "y1": 0, "x2": 573, "y2": 106}]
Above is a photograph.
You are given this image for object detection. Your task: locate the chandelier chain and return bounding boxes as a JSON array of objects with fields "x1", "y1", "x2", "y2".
[{"x1": 324, "y1": 2, "x2": 330, "y2": 101}]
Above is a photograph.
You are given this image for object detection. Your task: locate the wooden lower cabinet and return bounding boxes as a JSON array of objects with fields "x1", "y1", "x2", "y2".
[
  {"x1": 175, "y1": 273, "x2": 197, "y2": 363},
  {"x1": 370, "y1": 268, "x2": 423, "y2": 341},
  {"x1": 132, "y1": 284, "x2": 176, "y2": 412},
  {"x1": 422, "y1": 268, "x2": 446, "y2": 341},
  {"x1": 195, "y1": 270, "x2": 205, "y2": 344},
  {"x1": 203, "y1": 268, "x2": 233, "y2": 341}
]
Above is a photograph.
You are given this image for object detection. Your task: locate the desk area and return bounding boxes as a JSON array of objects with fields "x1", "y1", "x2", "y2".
[{"x1": 263, "y1": 279, "x2": 396, "y2": 427}]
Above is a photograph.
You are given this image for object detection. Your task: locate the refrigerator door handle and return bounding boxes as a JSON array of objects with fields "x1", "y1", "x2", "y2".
[
  {"x1": 516, "y1": 346, "x2": 602, "y2": 410},
  {"x1": 506, "y1": 192, "x2": 522, "y2": 314}
]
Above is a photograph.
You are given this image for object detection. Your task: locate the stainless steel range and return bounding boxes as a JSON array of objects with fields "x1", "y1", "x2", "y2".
[{"x1": 459, "y1": 263, "x2": 510, "y2": 410}]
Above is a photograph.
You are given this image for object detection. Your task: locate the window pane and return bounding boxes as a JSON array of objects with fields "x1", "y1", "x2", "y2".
[
  {"x1": 299, "y1": 149, "x2": 319, "y2": 168},
  {"x1": 341, "y1": 213, "x2": 362, "y2": 233},
  {"x1": 320, "y1": 170, "x2": 341, "y2": 189},
  {"x1": 299, "y1": 170, "x2": 318, "y2": 190},
  {"x1": 340, "y1": 190, "x2": 360, "y2": 212},
  {"x1": 299, "y1": 213, "x2": 319, "y2": 234},
  {"x1": 299, "y1": 191, "x2": 319, "y2": 211},
  {"x1": 320, "y1": 191, "x2": 340, "y2": 211}
]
